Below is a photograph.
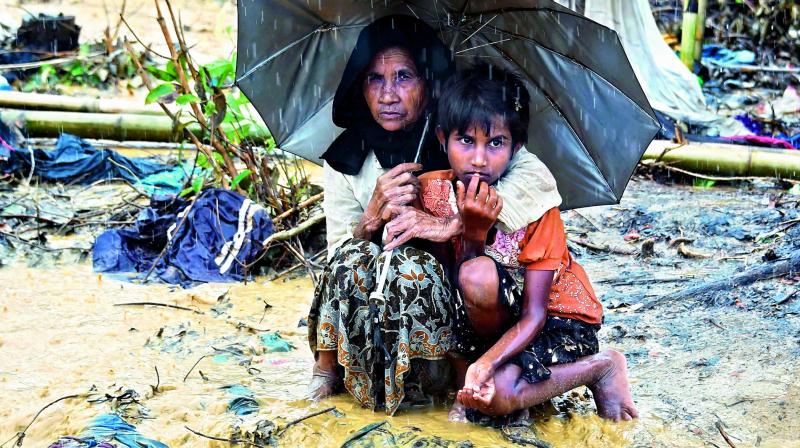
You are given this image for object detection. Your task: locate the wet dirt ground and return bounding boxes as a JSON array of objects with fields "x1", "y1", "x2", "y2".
[{"x1": 1, "y1": 176, "x2": 799, "y2": 447}]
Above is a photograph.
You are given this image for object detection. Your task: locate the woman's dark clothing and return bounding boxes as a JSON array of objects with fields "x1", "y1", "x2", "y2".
[{"x1": 321, "y1": 14, "x2": 454, "y2": 176}]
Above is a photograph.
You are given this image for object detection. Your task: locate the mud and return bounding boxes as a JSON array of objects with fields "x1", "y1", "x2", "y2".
[{"x1": 1, "y1": 177, "x2": 799, "y2": 447}]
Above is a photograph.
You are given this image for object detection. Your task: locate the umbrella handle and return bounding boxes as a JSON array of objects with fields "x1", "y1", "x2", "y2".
[{"x1": 413, "y1": 113, "x2": 432, "y2": 165}]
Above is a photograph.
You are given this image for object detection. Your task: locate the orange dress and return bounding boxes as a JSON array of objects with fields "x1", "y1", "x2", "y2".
[{"x1": 419, "y1": 170, "x2": 602, "y2": 325}]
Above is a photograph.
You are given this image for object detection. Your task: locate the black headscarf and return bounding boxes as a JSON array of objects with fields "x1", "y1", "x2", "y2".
[{"x1": 321, "y1": 15, "x2": 455, "y2": 175}]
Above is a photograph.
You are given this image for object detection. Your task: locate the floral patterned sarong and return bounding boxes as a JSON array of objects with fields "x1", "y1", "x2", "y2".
[{"x1": 308, "y1": 238, "x2": 454, "y2": 415}]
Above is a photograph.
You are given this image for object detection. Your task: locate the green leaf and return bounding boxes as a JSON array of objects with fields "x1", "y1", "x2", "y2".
[
  {"x1": 180, "y1": 186, "x2": 195, "y2": 197},
  {"x1": 145, "y1": 83, "x2": 176, "y2": 104},
  {"x1": 192, "y1": 175, "x2": 204, "y2": 194},
  {"x1": 693, "y1": 179, "x2": 716, "y2": 189},
  {"x1": 166, "y1": 60, "x2": 179, "y2": 78},
  {"x1": 197, "y1": 152, "x2": 210, "y2": 169},
  {"x1": 144, "y1": 65, "x2": 177, "y2": 82},
  {"x1": 230, "y1": 169, "x2": 252, "y2": 189},
  {"x1": 176, "y1": 94, "x2": 201, "y2": 105}
]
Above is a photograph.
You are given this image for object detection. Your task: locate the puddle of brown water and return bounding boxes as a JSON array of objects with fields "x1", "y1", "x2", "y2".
[{"x1": 0, "y1": 264, "x2": 642, "y2": 447}]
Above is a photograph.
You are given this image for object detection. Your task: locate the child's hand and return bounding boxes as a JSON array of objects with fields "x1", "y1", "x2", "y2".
[
  {"x1": 456, "y1": 175, "x2": 502, "y2": 243},
  {"x1": 457, "y1": 360, "x2": 496, "y2": 409}
]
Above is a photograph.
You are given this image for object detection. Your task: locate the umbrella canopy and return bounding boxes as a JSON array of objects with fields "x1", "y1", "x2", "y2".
[{"x1": 235, "y1": 0, "x2": 661, "y2": 209}]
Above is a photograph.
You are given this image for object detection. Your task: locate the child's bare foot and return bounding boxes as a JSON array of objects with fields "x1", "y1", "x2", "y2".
[
  {"x1": 448, "y1": 398, "x2": 468, "y2": 422},
  {"x1": 588, "y1": 349, "x2": 638, "y2": 421},
  {"x1": 308, "y1": 364, "x2": 339, "y2": 401}
]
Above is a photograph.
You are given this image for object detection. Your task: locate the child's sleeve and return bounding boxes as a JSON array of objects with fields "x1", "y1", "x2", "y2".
[{"x1": 518, "y1": 208, "x2": 567, "y2": 271}]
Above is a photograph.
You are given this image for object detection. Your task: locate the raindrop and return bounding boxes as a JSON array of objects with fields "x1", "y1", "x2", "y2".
[{"x1": 261, "y1": 10, "x2": 264, "y2": 24}]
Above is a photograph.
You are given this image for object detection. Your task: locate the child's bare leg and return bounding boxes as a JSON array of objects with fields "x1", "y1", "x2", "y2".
[
  {"x1": 308, "y1": 350, "x2": 340, "y2": 400},
  {"x1": 457, "y1": 256, "x2": 510, "y2": 339},
  {"x1": 476, "y1": 349, "x2": 638, "y2": 421}
]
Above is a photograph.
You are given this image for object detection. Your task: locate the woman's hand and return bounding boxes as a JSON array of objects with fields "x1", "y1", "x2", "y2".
[
  {"x1": 456, "y1": 175, "x2": 503, "y2": 244},
  {"x1": 354, "y1": 162, "x2": 422, "y2": 240},
  {"x1": 383, "y1": 207, "x2": 461, "y2": 250},
  {"x1": 457, "y1": 360, "x2": 496, "y2": 409}
]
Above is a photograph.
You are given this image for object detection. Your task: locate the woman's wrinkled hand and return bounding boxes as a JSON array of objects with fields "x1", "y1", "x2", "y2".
[
  {"x1": 456, "y1": 175, "x2": 503, "y2": 243},
  {"x1": 355, "y1": 163, "x2": 422, "y2": 239},
  {"x1": 457, "y1": 360, "x2": 496, "y2": 409},
  {"x1": 383, "y1": 207, "x2": 460, "y2": 250}
]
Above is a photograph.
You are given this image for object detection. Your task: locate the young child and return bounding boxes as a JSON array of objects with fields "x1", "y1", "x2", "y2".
[{"x1": 391, "y1": 64, "x2": 638, "y2": 422}]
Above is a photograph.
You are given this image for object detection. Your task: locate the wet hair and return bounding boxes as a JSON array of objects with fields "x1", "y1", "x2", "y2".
[{"x1": 437, "y1": 63, "x2": 530, "y2": 148}]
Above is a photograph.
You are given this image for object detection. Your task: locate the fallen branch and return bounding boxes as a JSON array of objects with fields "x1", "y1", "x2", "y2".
[
  {"x1": 278, "y1": 406, "x2": 336, "y2": 435},
  {"x1": 0, "y1": 52, "x2": 104, "y2": 71},
  {"x1": 571, "y1": 237, "x2": 636, "y2": 255},
  {"x1": 113, "y1": 301, "x2": 203, "y2": 314},
  {"x1": 0, "y1": 394, "x2": 84, "y2": 448},
  {"x1": 272, "y1": 192, "x2": 324, "y2": 223},
  {"x1": 641, "y1": 251, "x2": 800, "y2": 310},
  {"x1": 341, "y1": 421, "x2": 388, "y2": 447},
  {"x1": 184, "y1": 426, "x2": 266, "y2": 448},
  {"x1": 269, "y1": 249, "x2": 327, "y2": 281},
  {"x1": 676, "y1": 243, "x2": 713, "y2": 259},
  {"x1": 263, "y1": 213, "x2": 326, "y2": 248},
  {"x1": 715, "y1": 421, "x2": 738, "y2": 448},
  {"x1": 183, "y1": 354, "x2": 214, "y2": 382}
]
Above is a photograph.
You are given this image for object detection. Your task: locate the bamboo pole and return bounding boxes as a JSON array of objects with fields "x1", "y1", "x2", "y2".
[
  {"x1": 693, "y1": 0, "x2": 708, "y2": 65},
  {"x1": 0, "y1": 91, "x2": 164, "y2": 115},
  {"x1": 680, "y1": 0, "x2": 699, "y2": 70},
  {"x1": 0, "y1": 109, "x2": 271, "y2": 144},
  {"x1": 643, "y1": 140, "x2": 800, "y2": 180}
]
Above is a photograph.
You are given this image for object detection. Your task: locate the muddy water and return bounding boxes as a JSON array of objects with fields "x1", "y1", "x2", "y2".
[{"x1": 1, "y1": 264, "x2": 636, "y2": 447}]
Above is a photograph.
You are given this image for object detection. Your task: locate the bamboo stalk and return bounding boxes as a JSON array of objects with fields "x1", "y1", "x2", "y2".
[
  {"x1": 643, "y1": 140, "x2": 800, "y2": 180},
  {"x1": 693, "y1": 0, "x2": 708, "y2": 64},
  {"x1": 0, "y1": 91, "x2": 164, "y2": 115},
  {"x1": 0, "y1": 109, "x2": 271, "y2": 144},
  {"x1": 680, "y1": 0, "x2": 699, "y2": 70}
]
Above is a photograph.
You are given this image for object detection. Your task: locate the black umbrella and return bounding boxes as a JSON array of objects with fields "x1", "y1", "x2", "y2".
[{"x1": 235, "y1": 0, "x2": 661, "y2": 209}]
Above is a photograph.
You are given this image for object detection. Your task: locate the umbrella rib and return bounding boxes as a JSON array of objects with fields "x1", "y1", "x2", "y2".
[
  {"x1": 487, "y1": 43, "x2": 615, "y2": 196},
  {"x1": 455, "y1": 38, "x2": 512, "y2": 55},
  {"x1": 459, "y1": 14, "x2": 498, "y2": 45}
]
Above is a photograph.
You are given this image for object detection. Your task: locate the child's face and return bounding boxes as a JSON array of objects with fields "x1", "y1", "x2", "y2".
[{"x1": 438, "y1": 116, "x2": 518, "y2": 186}]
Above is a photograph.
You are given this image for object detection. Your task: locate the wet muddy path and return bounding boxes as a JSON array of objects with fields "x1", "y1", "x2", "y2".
[{"x1": 1, "y1": 177, "x2": 799, "y2": 447}]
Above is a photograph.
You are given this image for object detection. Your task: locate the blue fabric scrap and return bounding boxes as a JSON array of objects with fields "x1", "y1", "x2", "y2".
[
  {"x1": 82, "y1": 414, "x2": 168, "y2": 448},
  {"x1": 1, "y1": 133, "x2": 171, "y2": 184},
  {"x1": 93, "y1": 188, "x2": 274, "y2": 285}
]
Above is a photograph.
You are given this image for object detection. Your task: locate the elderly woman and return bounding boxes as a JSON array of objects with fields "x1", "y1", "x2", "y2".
[{"x1": 308, "y1": 15, "x2": 562, "y2": 415}]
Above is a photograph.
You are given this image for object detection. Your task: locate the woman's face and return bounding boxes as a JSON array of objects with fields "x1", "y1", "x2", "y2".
[{"x1": 362, "y1": 47, "x2": 428, "y2": 132}]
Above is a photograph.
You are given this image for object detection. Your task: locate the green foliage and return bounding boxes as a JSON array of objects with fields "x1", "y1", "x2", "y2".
[
  {"x1": 693, "y1": 179, "x2": 717, "y2": 188},
  {"x1": 230, "y1": 169, "x2": 252, "y2": 190},
  {"x1": 176, "y1": 94, "x2": 201, "y2": 105},
  {"x1": 19, "y1": 43, "x2": 145, "y2": 92},
  {"x1": 145, "y1": 83, "x2": 176, "y2": 104}
]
